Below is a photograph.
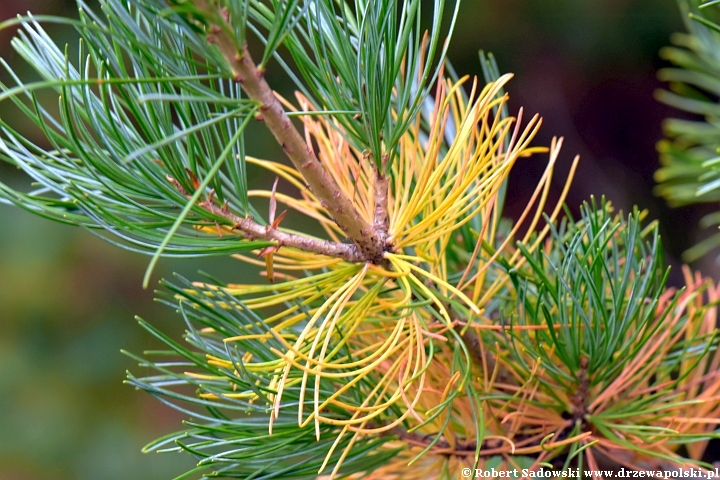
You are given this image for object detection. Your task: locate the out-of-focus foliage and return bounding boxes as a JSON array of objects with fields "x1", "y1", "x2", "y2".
[
  {"x1": 656, "y1": 0, "x2": 720, "y2": 261},
  {"x1": 0, "y1": 200, "x2": 196, "y2": 479}
]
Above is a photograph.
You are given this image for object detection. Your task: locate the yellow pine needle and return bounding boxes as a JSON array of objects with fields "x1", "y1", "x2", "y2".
[
  {"x1": 305, "y1": 314, "x2": 427, "y2": 430},
  {"x1": 232, "y1": 251, "x2": 341, "y2": 270},
  {"x1": 271, "y1": 266, "x2": 367, "y2": 427},
  {"x1": 454, "y1": 196, "x2": 497, "y2": 295},
  {"x1": 271, "y1": 318, "x2": 409, "y2": 380},
  {"x1": 264, "y1": 341, "x2": 374, "y2": 380},
  {"x1": 305, "y1": 347, "x2": 412, "y2": 428},
  {"x1": 272, "y1": 287, "x2": 382, "y2": 361},
  {"x1": 195, "y1": 67, "x2": 595, "y2": 477},
  {"x1": 184, "y1": 372, "x2": 225, "y2": 381},
  {"x1": 223, "y1": 333, "x2": 297, "y2": 342},
  {"x1": 304, "y1": 265, "x2": 369, "y2": 437},
  {"x1": 501, "y1": 145, "x2": 580, "y2": 277},
  {"x1": 389, "y1": 76, "x2": 514, "y2": 237},
  {"x1": 264, "y1": 252, "x2": 275, "y2": 283},
  {"x1": 389, "y1": 254, "x2": 480, "y2": 314},
  {"x1": 270, "y1": 314, "x2": 408, "y2": 375},
  {"x1": 467, "y1": 136, "x2": 561, "y2": 303},
  {"x1": 223, "y1": 266, "x2": 352, "y2": 293},
  {"x1": 205, "y1": 354, "x2": 283, "y2": 372},
  {"x1": 194, "y1": 224, "x2": 235, "y2": 236},
  {"x1": 319, "y1": 332, "x2": 428, "y2": 477}
]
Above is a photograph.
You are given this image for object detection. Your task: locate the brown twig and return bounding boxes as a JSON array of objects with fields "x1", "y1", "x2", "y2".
[
  {"x1": 570, "y1": 355, "x2": 590, "y2": 422},
  {"x1": 455, "y1": 323, "x2": 484, "y2": 367},
  {"x1": 193, "y1": 0, "x2": 386, "y2": 264},
  {"x1": 196, "y1": 196, "x2": 365, "y2": 262},
  {"x1": 373, "y1": 167, "x2": 390, "y2": 245},
  {"x1": 444, "y1": 303, "x2": 487, "y2": 370},
  {"x1": 380, "y1": 425, "x2": 478, "y2": 455}
]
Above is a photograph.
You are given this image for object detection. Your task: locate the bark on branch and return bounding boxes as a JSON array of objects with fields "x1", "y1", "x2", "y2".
[
  {"x1": 193, "y1": 0, "x2": 387, "y2": 264},
  {"x1": 165, "y1": 173, "x2": 365, "y2": 262},
  {"x1": 373, "y1": 170, "x2": 390, "y2": 245},
  {"x1": 200, "y1": 198, "x2": 366, "y2": 262}
]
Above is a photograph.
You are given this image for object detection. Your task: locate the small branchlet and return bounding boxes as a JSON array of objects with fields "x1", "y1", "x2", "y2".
[{"x1": 165, "y1": 174, "x2": 365, "y2": 263}]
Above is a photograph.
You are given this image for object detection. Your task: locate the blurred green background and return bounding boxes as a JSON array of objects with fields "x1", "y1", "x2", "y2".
[{"x1": 0, "y1": 0, "x2": 703, "y2": 478}]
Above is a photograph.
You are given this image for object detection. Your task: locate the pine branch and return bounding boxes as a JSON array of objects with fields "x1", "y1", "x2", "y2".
[
  {"x1": 194, "y1": 0, "x2": 387, "y2": 264},
  {"x1": 201, "y1": 196, "x2": 365, "y2": 262},
  {"x1": 383, "y1": 425, "x2": 478, "y2": 455}
]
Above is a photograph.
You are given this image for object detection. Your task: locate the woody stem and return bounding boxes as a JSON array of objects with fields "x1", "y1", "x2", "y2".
[
  {"x1": 195, "y1": 0, "x2": 386, "y2": 263},
  {"x1": 197, "y1": 197, "x2": 365, "y2": 262}
]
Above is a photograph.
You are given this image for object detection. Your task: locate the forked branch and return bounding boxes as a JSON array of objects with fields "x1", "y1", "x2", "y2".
[{"x1": 193, "y1": 0, "x2": 388, "y2": 264}]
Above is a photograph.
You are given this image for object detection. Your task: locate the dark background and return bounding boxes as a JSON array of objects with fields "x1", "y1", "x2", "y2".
[{"x1": 0, "y1": 1, "x2": 705, "y2": 478}]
